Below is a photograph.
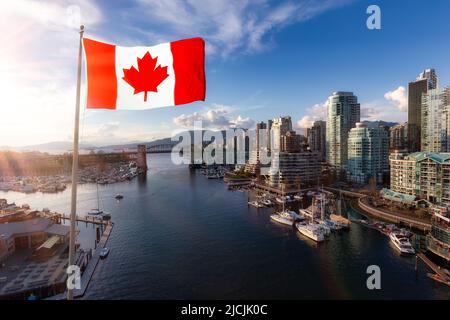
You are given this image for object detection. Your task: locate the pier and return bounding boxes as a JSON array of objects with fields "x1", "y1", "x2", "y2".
[
  {"x1": 47, "y1": 221, "x2": 114, "y2": 300},
  {"x1": 417, "y1": 253, "x2": 450, "y2": 286}
]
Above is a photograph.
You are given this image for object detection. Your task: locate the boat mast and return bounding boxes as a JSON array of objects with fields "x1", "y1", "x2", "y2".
[{"x1": 68, "y1": 25, "x2": 84, "y2": 300}]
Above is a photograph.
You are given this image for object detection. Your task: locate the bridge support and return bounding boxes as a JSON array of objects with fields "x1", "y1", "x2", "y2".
[{"x1": 137, "y1": 145, "x2": 148, "y2": 172}]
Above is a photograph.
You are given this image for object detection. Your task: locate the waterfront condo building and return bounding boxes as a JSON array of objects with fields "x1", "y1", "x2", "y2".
[
  {"x1": 421, "y1": 87, "x2": 450, "y2": 152},
  {"x1": 268, "y1": 151, "x2": 321, "y2": 189},
  {"x1": 389, "y1": 122, "x2": 408, "y2": 151},
  {"x1": 426, "y1": 210, "x2": 450, "y2": 262},
  {"x1": 326, "y1": 91, "x2": 360, "y2": 171},
  {"x1": 347, "y1": 123, "x2": 389, "y2": 184},
  {"x1": 389, "y1": 151, "x2": 450, "y2": 206},
  {"x1": 408, "y1": 68, "x2": 438, "y2": 152},
  {"x1": 308, "y1": 120, "x2": 326, "y2": 161}
]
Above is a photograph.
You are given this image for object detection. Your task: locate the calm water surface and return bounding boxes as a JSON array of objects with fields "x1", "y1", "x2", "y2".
[{"x1": 1, "y1": 154, "x2": 449, "y2": 299}]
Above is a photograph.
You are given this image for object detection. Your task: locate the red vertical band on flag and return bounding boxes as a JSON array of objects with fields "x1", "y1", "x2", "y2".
[
  {"x1": 171, "y1": 37, "x2": 206, "y2": 105},
  {"x1": 83, "y1": 38, "x2": 117, "y2": 109}
]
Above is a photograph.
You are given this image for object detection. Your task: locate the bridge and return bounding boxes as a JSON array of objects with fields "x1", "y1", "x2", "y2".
[{"x1": 146, "y1": 144, "x2": 173, "y2": 153}]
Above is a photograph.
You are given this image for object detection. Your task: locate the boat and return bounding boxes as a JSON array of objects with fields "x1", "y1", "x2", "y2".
[
  {"x1": 295, "y1": 222, "x2": 325, "y2": 242},
  {"x1": 270, "y1": 211, "x2": 295, "y2": 226},
  {"x1": 261, "y1": 199, "x2": 273, "y2": 206},
  {"x1": 99, "y1": 247, "x2": 110, "y2": 259},
  {"x1": 88, "y1": 183, "x2": 110, "y2": 218},
  {"x1": 389, "y1": 232, "x2": 415, "y2": 255},
  {"x1": 294, "y1": 194, "x2": 303, "y2": 200},
  {"x1": 115, "y1": 194, "x2": 124, "y2": 200},
  {"x1": 248, "y1": 200, "x2": 264, "y2": 208},
  {"x1": 275, "y1": 197, "x2": 285, "y2": 204}
]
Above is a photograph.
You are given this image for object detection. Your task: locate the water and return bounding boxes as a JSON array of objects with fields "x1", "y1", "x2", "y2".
[{"x1": 1, "y1": 154, "x2": 449, "y2": 299}]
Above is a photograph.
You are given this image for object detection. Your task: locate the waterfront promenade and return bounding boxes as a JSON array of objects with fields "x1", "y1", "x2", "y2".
[{"x1": 324, "y1": 187, "x2": 431, "y2": 231}]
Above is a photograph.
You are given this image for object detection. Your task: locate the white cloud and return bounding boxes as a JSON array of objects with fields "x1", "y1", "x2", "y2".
[
  {"x1": 0, "y1": 0, "x2": 103, "y2": 146},
  {"x1": 132, "y1": 0, "x2": 348, "y2": 57},
  {"x1": 296, "y1": 102, "x2": 327, "y2": 129},
  {"x1": 384, "y1": 86, "x2": 407, "y2": 112},
  {"x1": 173, "y1": 105, "x2": 254, "y2": 129}
]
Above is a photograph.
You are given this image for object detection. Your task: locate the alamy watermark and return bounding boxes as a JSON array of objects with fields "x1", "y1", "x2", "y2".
[
  {"x1": 366, "y1": 5, "x2": 381, "y2": 30},
  {"x1": 66, "y1": 265, "x2": 81, "y2": 290},
  {"x1": 366, "y1": 265, "x2": 381, "y2": 290},
  {"x1": 171, "y1": 121, "x2": 275, "y2": 166}
]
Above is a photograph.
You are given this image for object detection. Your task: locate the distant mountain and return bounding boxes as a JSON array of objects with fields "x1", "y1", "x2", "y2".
[
  {"x1": 0, "y1": 141, "x2": 95, "y2": 154},
  {"x1": 363, "y1": 120, "x2": 398, "y2": 128}
]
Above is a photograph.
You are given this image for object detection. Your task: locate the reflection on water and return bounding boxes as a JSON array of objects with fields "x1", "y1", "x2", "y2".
[{"x1": 1, "y1": 154, "x2": 449, "y2": 299}]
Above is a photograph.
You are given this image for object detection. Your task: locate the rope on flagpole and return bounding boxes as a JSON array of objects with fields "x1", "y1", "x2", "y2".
[{"x1": 67, "y1": 24, "x2": 84, "y2": 301}]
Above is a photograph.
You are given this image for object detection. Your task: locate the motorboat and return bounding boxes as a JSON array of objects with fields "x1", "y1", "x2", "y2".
[
  {"x1": 99, "y1": 247, "x2": 110, "y2": 259},
  {"x1": 389, "y1": 232, "x2": 415, "y2": 255},
  {"x1": 115, "y1": 194, "x2": 124, "y2": 200},
  {"x1": 261, "y1": 199, "x2": 273, "y2": 206},
  {"x1": 295, "y1": 222, "x2": 325, "y2": 242},
  {"x1": 248, "y1": 200, "x2": 264, "y2": 208}
]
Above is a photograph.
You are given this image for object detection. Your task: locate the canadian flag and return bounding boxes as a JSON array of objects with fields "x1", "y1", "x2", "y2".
[{"x1": 83, "y1": 37, "x2": 205, "y2": 110}]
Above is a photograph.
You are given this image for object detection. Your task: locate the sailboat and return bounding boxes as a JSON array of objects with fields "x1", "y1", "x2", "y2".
[{"x1": 88, "y1": 183, "x2": 110, "y2": 218}]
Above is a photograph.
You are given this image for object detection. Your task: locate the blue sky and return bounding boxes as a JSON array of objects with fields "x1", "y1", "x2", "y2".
[{"x1": 2, "y1": 0, "x2": 450, "y2": 146}]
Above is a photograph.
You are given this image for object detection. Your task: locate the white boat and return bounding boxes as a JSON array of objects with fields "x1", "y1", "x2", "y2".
[
  {"x1": 88, "y1": 208, "x2": 104, "y2": 215},
  {"x1": 248, "y1": 200, "x2": 264, "y2": 208},
  {"x1": 294, "y1": 194, "x2": 303, "y2": 200},
  {"x1": 270, "y1": 211, "x2": 295, "y2": 226},
  {"x1": 299, "y1": 208, "x2": 314, "y2": 220},
  {"x1": 275, "y1": 197, "x2": 285, "y2": 204},
  {"x1": 295, "y1": 222, "x2": 325, "y2": 242},
  {"x1": 99, "y1": 247, "x2": 110, "y2": 259},
  {"x1": 389, "y1": 232, "x2": 415, "y2": 255},
  {"x1": 261, "y1": 199, "x2": 273, "y2": 206}
]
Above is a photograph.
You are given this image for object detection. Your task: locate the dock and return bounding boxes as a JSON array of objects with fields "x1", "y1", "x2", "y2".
[
  {"x1": 417, "y1": 253, "x2": 450, "y2": 286},
  {"x1": 46, "y1": 221, "x2": 114, "y2": 300},
  {"x1": 42, "y1": 212, "x2": 109, "y2": 226}
]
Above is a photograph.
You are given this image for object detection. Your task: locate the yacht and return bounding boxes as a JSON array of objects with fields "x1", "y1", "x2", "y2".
[
  {"x1": 295, "y1": 222, "x2": 325, "y2": 242},
  {"x1": 270, "y1": 211, "x2": 295, "y2": 226},
  {"x1": 261, "y1": 199, "x2": 273, "y2": 207},
  {"x1": 389, "y1": 232, "x2": 415, "y2": 255}
]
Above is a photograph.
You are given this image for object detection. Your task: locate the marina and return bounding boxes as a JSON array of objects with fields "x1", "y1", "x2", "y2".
[{"x1": 1, "y1": 154, "x2": 450, "y2": 299}]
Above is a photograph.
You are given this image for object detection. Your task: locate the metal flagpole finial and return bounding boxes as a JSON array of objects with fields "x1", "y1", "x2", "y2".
[{"x1": 80, "y1": 25, "x2": 85, "y2": 34}]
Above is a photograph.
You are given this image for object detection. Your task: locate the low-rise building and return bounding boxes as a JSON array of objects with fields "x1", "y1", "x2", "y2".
[
  {"x1": 268, "y1": 151, "x2": 320, "y2": 189},
  {"x1": 389, "y1": 151, "x2": 450, "y2": 206},
  {"x1": 0, "y1": 218, "x2": 69, "y2": 263}
]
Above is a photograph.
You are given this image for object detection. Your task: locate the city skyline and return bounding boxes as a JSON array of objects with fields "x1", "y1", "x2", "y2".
[{"x1": 2, "y1": 0, "x2": 450, "y2": 147}]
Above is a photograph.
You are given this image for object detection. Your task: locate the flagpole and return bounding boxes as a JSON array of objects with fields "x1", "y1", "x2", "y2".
[{"x1": 68, "y1": 24, "x2": 84, "y2": 300}]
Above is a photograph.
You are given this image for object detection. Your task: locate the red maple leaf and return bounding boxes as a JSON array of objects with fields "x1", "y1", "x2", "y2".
[{"x1": 122, "y1": 51, "x2": 169, "y2": 102}]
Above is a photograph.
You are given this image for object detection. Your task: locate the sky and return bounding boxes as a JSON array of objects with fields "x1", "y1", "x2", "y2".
[{"x1": 1, "y1": 0, "x2": 450, "y2": 147}]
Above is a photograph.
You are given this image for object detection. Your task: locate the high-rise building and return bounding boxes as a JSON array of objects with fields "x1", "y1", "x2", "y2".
[
  {"x1": 346, "y1": 123, "x2": 389, "y2": 184},
  {"x1": 408, "y1": 68, "x2": 438, "y2": 152},
  {"x1": 281, "y1": 130, "x2": 302, "y2": 153},
  {"x1": 421, "y1": 87, "x2": 450, "y2": 152},
  {"x1": 326, "y1": 91, "x2": 360, "y2": 171},
  {"x1": 245, "y1": 122, "x2": 269, "y2": 173},
  {"x1": 308, "y1": 120, "x2": 326, "y2": 161},
  {"x1": 271, "y1": 116, "x2": 292, "y2": 152},
  {"x1": 389, "y1": 122, "x2": 408, "y2": 151}
]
